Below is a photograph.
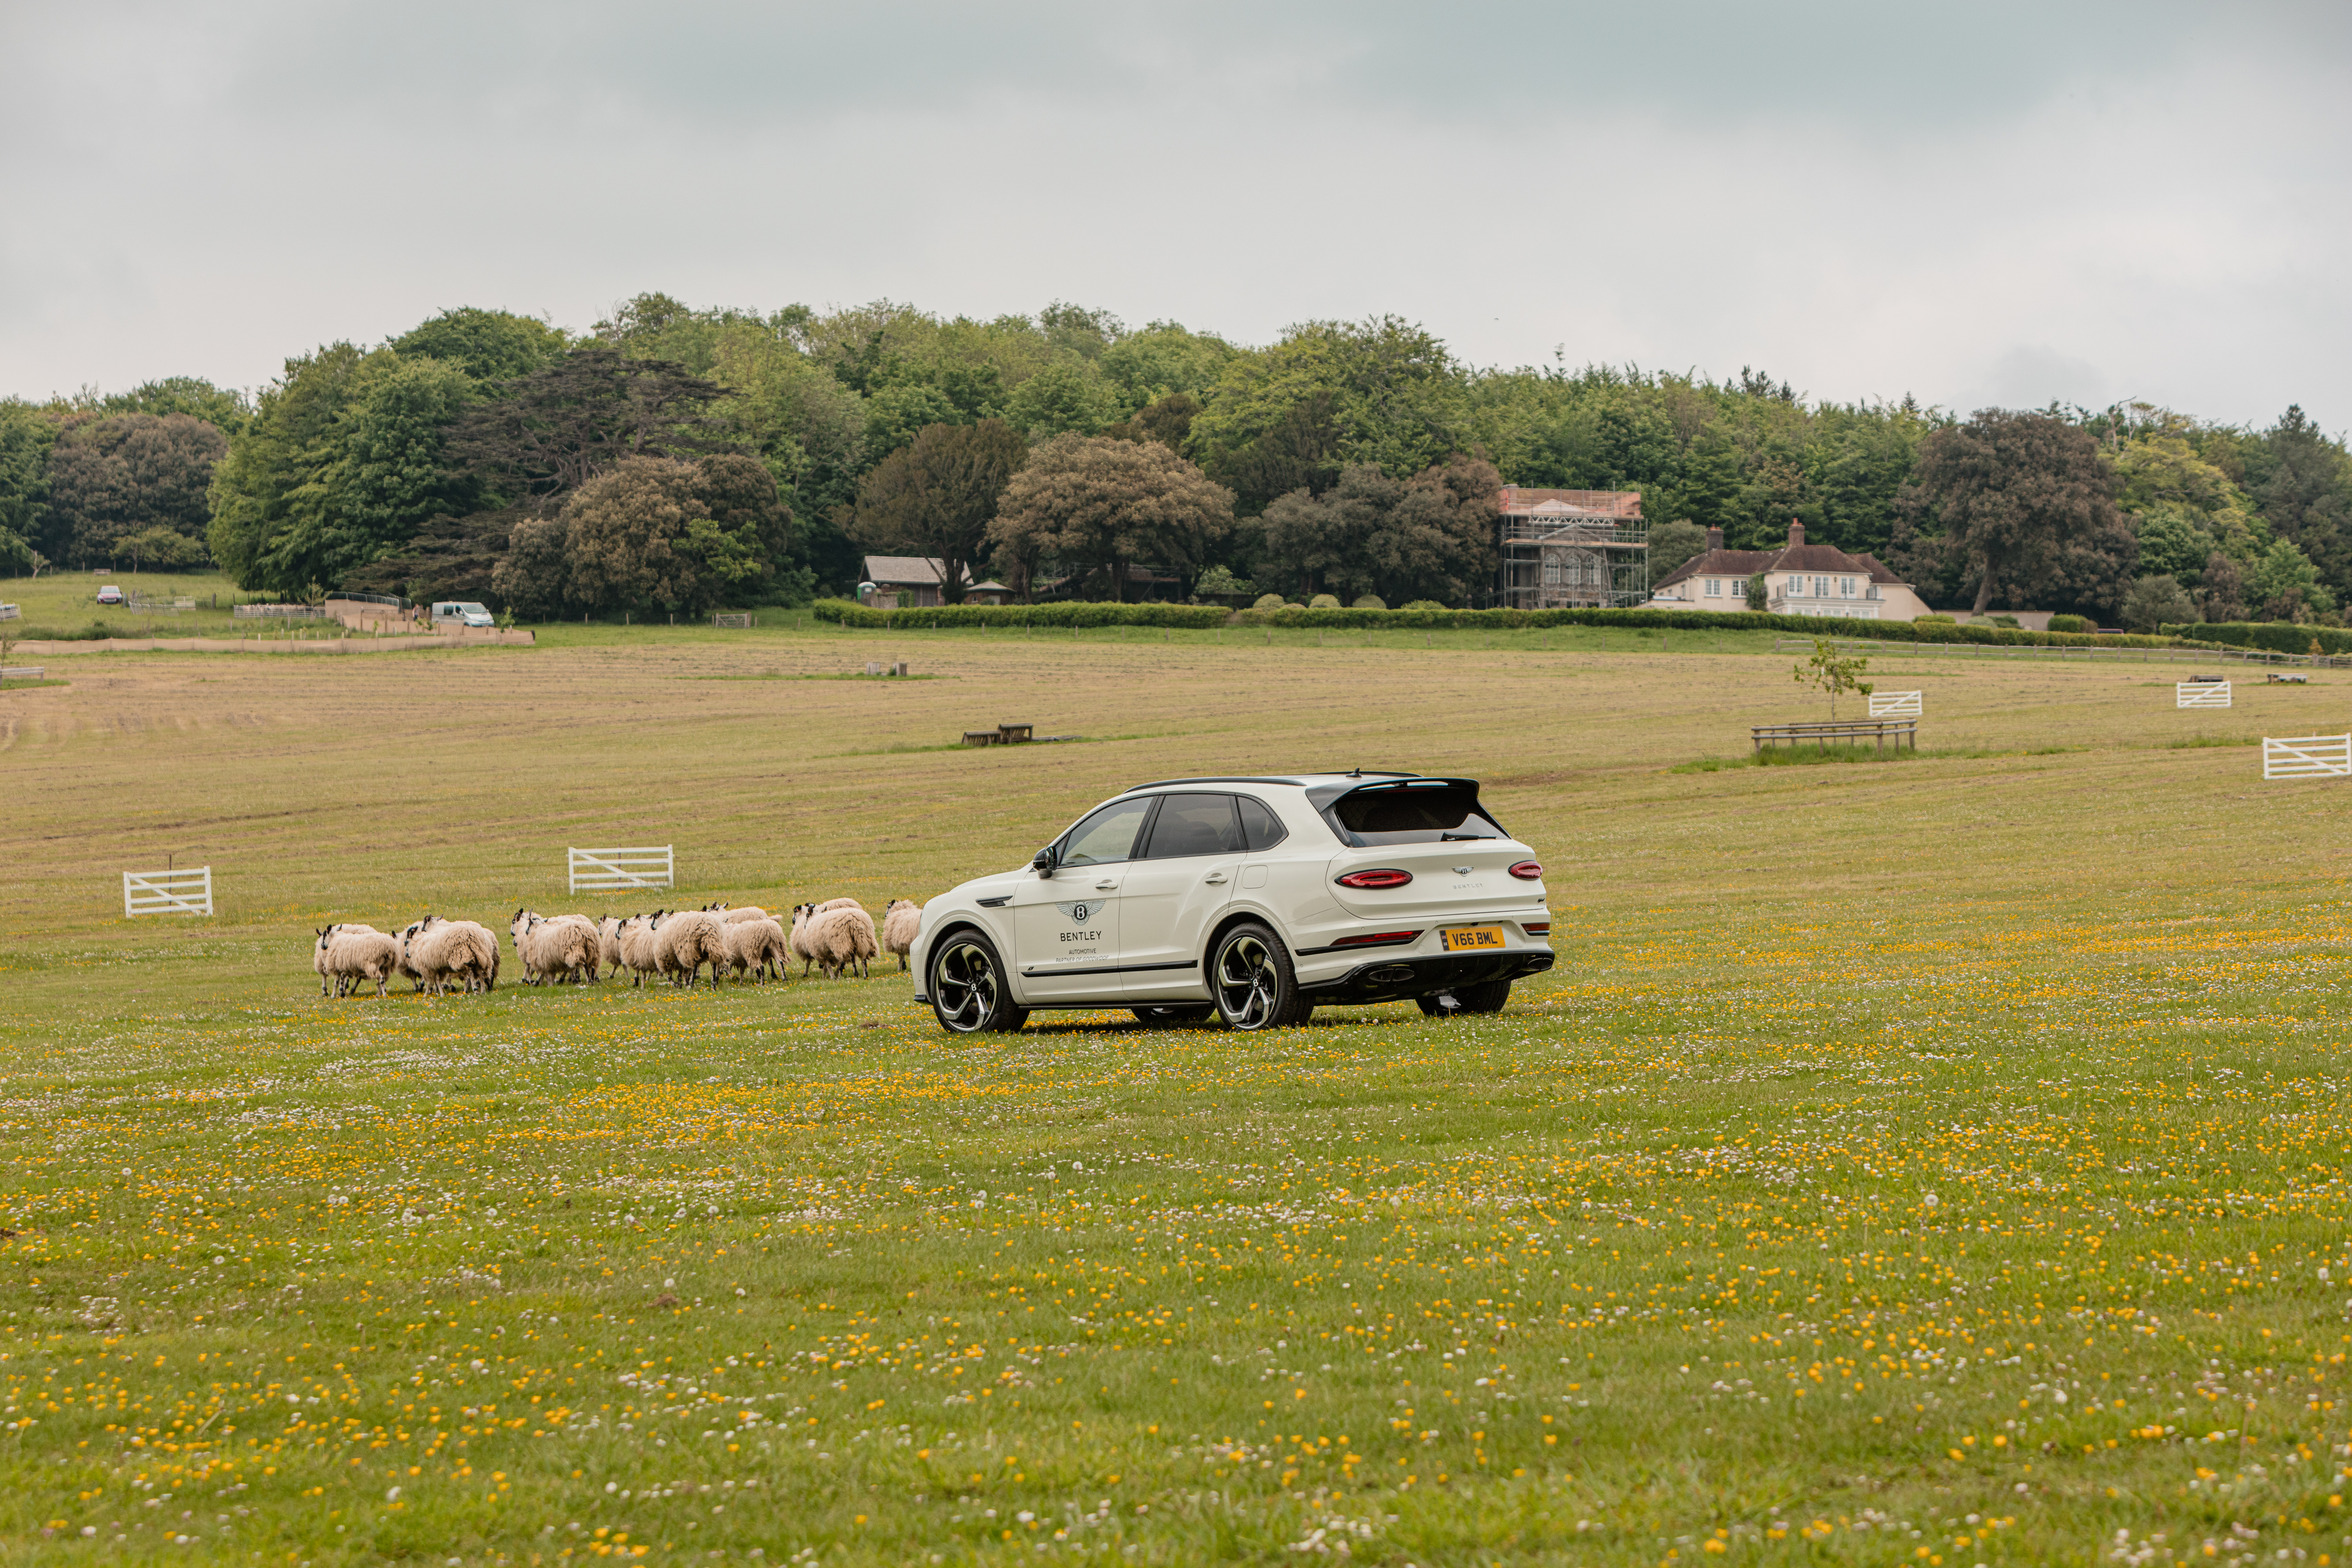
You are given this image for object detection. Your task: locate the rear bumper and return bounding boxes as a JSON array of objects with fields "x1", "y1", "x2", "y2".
[{"x1": 1299, "y1": 949, "x2": 1554, "y2": 1005}]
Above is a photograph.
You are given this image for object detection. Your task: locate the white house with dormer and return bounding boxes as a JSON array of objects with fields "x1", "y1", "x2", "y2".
[{"x1": 1647, "y1": 521, "x2": 1937, "y2": 621}]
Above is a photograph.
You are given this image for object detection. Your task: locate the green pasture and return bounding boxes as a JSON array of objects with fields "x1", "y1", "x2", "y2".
[{"x1": 0, "y1": 631, "x2": 2348, "y2": 1565}]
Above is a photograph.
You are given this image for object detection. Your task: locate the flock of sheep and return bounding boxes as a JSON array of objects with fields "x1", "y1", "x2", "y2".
[{"x1": 310, "y1": 899, "x2": 923, "y2": 999}]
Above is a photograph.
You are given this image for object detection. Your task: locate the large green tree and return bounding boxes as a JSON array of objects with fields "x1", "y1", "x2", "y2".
[
  {"x1": 390, "y1": 307, "x2": 568, "y2": 385},
  {"x1": 45, "y1": 413, "x2": 227, "y2": 567},
  {"x1": 1189, "y1": 318, "x2": 1468, "y2": 514},
  {"x1": 1899, "y1": 409, "x2": 2136, "y2": 616},
  {"x1": 0, "y1": 401, "x2": 56, "y2": 572},
  {"x1": 849, "y1": 420, "x2": 1026, "y2": 602},
  {"x1": 1254, "y1": 455, "x2": 1499, "y2": 606},
  {"x1": 2246, "y1": 405, "x2": 2352, "y2": 596},
  {"x1": 449, "y1": 348, "x2": 731, "y2": 506},
  {"x1": 208, "y1": 347, "x2": 477, "y2": 596}
]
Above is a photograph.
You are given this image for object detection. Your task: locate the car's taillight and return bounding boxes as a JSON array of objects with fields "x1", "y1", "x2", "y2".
[
  {"x1": 1331, "y1": 930, "x2": 1422, "y2": 948},
  {"x1": 1523, "y1": 921, "x2": 1551, "y2": 937},
  {"x1": 1507, "y1": 861, "x2": 1543, "y2": 881},
  {"x1": 1335, "y1": 868, "x2": 1414, "y2": 890}
]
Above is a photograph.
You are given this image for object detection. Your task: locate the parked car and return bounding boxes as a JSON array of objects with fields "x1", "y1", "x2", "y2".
[
  {"x1": 96, "y1": 585, "x2": 124, "y2": 605},
  {"x1": 910, "y1": 772, "x2": 1553, "y2": 1034},
  {"x1": 430, "y1": 601, "x2": 496, "y2": 629}
]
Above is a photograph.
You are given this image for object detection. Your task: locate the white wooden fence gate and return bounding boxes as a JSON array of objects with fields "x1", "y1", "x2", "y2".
[
  {"x1": 2262, "y1": 734, "x2": 2352, "y2": 780},
  {"x1": 2177, "y1": 681, "x2": 2232, "y2": 708},
  {"x1": 1867, "y1": 690, "x2": 1923, "y2": 717},
  {"x1": 123, "y1": 867, "x2": 213, "y2": 916},
  {"x1": 569, "y1": 846, "x2": 675, "y2": 894}
]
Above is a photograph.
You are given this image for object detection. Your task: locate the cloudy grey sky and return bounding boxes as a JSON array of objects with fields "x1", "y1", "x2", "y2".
[{"x1": 4, "y1": 1, "x2": 2347, "y2": 426}]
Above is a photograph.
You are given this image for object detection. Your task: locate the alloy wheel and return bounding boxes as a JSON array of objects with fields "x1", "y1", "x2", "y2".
[
  {"x1": 1214, "y1": 931, "x2": 1283, "y2": 1029},
  {"x1": 933, "y1": 939, "x2": 1001, "y2": 1032}
]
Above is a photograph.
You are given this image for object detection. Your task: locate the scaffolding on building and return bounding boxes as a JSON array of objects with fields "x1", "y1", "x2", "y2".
[{"x1": 1497, "y1": 489, "x2": 1649, "y2": 610}]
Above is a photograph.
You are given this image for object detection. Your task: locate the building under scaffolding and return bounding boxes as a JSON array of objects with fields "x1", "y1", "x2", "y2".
[{"x1": 1497, "y1": 486, "x2": 1648, "y2": 610}]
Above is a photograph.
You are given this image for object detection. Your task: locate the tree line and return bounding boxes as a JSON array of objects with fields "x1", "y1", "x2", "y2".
[{"x1": 1, "y1": 293, "x2": 2346, "y2": 628}]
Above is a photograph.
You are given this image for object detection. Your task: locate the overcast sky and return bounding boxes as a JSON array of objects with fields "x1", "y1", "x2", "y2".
[{"x1": 4, "y1": 1, "x2": 2347, "y2": 428}]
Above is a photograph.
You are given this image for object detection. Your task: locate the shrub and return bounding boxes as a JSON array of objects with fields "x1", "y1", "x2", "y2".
[
  {"x1": 1350, "y1": 594, "x2": 1387, "y2": 610},
  {"x1": 2161, "y1": 621, "x2": 2352, "y2": 656},
  {"x1": 1915, "y1": 613, "x2": 1955, "y2": 624},
  {"x1": 1308, "y1": 594, "x2": 1342, "y2": 610},
  {"x1": 1251, "y1": 593, "x2": 1286, "y2": 611},
  {"x1": 810, "y1": 598, "x2": 1230, "y2": 631},
  {"x1": 2046, "y1": 613, "x2": 2092, "y2": 634},
  {"x1": 1400, "y1": 599, "x2": 1447, "y2": 612},
  {"x1": 805, "y1": 597, "x2": 2198, "y2": 647}
]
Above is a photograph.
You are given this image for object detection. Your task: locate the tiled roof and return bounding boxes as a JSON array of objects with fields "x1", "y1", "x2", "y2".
[
  {"x1": 1656, "y1": 542, "x2": 1908, "y2": 591},
  {"x1": 863, "y1": 556, "x2": 946, "y2": 586}
]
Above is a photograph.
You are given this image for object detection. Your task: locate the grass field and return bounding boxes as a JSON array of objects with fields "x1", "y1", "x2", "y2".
[{"x1": 2, "y1": 628, "x2": 2350, "y2": 1566}]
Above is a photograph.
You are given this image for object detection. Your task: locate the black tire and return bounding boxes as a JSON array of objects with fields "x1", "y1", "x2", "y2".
[
  {"x1": 928, "y1": 929, "x2": 1029, "y2": 1035},
  {"x1": 1132, "y1": 1004, "x2": 1215, "y2": 1028},
  {"x1": 1210, "y1": 923, "x2": 1311, "y2": 1030},
  {"x1": 1416, "y1": 979, "x2": 1512, "y2": 1017}
]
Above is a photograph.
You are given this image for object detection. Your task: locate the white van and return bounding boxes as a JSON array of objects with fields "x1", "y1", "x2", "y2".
[{"x1": 431, "y1": 601, "x2": 496, "y2": 629}]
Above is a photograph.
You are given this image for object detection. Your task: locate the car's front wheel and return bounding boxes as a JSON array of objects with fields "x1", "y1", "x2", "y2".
[
  {"x1": 1132, "y1": 1004, "x2": 1214, "y2": 1028},
  {"x1": 1416, "y1": 979, "x2": 1511, "y2": 1017},
  {"x1": 1210, "y1": 923, "x2": 1310, "y2": 1030},
  {"x1": 929, "y1": 930, "x2": 1029, "y2": 1034}
]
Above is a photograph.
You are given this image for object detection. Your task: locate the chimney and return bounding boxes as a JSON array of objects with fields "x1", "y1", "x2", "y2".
[
  {"x1": 1788, "y1": 517, "x2": 1805, "y2": 549},
  {"x1": 1705, "y1": 525, "x2": 1723, "y2": 551}
]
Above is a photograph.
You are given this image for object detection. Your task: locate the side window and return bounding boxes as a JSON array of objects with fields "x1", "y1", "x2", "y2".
[
  {"x1": 1057, "y1": 798, "x2": 1155, "y2": 868},
  {"x1": 1236, "y1": 796, "x2": 1289, "y2": 852},
  {"x1": 1140, "y1": 794, "x2": 1244, "y2": 859}
]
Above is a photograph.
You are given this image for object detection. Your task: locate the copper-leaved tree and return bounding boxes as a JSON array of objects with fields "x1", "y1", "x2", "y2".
[{"x1": 988, "y1": 435, "x2": 1233, "y2": 602}]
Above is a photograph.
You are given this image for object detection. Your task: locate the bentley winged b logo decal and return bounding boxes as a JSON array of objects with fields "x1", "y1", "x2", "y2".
[{"x1": 1055, "y1": 901, "x2": 1096, "y2": 923}]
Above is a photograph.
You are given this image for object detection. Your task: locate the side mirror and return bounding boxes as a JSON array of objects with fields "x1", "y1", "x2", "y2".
[{"x1": 1031, "y1": 847, "x2": 1057, "y2": 879}]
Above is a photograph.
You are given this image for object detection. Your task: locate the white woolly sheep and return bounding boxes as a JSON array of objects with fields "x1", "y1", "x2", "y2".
[
  {"x1": 802, "y1": 903, "x2": 878, "y2": 981},
  {"x1": 511, "y1": 908, "x2": 598, "y2": 986},
  {"x1": 614, "y1": 914, "x2": 667, "y2": 987},
  {"x1": 596, "y1": 915, "x2": 628, "y2": 979},
  {"x1": 879, "y1": 899, "x2": 921, "y2": 972},
  {"x1": 313, "y1": 923, "x2": 398, "y2": 998},
  {"x1": 722, "y1": 917, "x2": 791, "y2": 983},
  {"x1": 652, "y1": 908, "x2": 729, "y2": 988},
  {"x1": 400, "y1": 915, "x2": 500, "y2": 996}
]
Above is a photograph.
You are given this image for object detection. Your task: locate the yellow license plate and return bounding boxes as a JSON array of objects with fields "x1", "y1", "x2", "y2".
[{"x1": 1440, "y1": 926, "x2": 1508, "y2": 953}]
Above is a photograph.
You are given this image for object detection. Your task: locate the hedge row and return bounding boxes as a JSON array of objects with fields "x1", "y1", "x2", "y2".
[
  {"x1": 809, "y1": 597, "x2": 2209, "y2": 648},
  {"x1": 1235, "y1": 605, "x2": 2184, "y2": 646},
  {"x1": 812, "y1": 599, "x2": 1233, "y2": 630},
  {"x1": 2160, "y1": 621, "x2": 2352, "y2": 655}
]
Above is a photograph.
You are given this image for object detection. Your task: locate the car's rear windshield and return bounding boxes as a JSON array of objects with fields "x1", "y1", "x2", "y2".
[{"x1": 1322, "y1": 782, "x2": 1504, "y2": 846}]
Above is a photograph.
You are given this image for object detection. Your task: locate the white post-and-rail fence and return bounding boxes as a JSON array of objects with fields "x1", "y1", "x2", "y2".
[
  {"x1": 123, "y1": 867, "x2": 213, "y2": 917},
  {"x1": 569, "y1": 846, "x2": 675, "y2": 894},
  {"x1": 2177, "y1": 680, "x2": 2232, "y2": 709},
  {"x1": 1867, "y1": 690, "x2": 1923, "y2": 717},
  {"x1": 2263, "y1": 735, "x2": 2352, "y2": 780}
]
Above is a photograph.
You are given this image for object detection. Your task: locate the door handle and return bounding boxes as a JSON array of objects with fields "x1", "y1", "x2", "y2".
[
  {"x1": 1094, "y1": 879, "x2": 1119, "y2": 890},
  {"x1": 1203, "y1": 872, "x2": 1228, "y2": 884}
]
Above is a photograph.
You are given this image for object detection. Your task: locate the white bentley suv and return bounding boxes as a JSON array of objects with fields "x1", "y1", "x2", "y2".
[{"x1": 908, "y1": 772, "x2": 1553, "y2": 1034}]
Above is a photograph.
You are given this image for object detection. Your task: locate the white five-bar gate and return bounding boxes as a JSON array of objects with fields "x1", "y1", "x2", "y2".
[
  {"x1": 568, "y1": 846, "x2": 675, "y2": 894},
  {"x1": 123, "y1": 867, "x2": 213, "y2": 916},
  {"x1": 2263, "y1": 735, "x2": 2352, "y2": 780},
  {"x1": 2177, "y1": 681, "x2": 2232, "y2": 708},
  {"x1": 1867, "y1": 690, "x2": 1923, "y2": 717}
]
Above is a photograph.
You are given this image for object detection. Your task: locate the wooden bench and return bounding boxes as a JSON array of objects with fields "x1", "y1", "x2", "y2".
[
  {"x1": 997, "y1": 723, "x2": 1034, "y2": 744},
  {"x1": 1751, "y1": 717, "x2": 1918, "y2": 756},
  {"x1": 2267, "y1": 672, "x2": 2310, "y2": 685},
  {"x1": 961, "y1": 730, "x2": 1001, "y2": 748},
  {"x1": 2, "y1": 666, "x2": 45, "y2": 681}
]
